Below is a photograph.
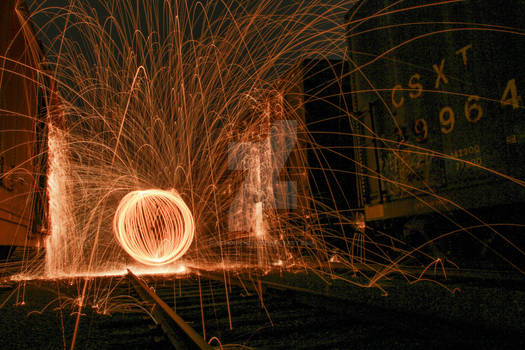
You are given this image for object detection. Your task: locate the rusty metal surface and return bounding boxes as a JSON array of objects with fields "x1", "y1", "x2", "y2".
[
  {"x1": 0, "y1": 0, "x2": 47, "y2": 247},
  {"x1": 128, "y1": 269, "x2": 213, "y2": 350}
]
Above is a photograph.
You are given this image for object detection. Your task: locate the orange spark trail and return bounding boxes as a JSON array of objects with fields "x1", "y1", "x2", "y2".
[{"x1": 113, "y1": 189, "x2": 195, "y2": 265}]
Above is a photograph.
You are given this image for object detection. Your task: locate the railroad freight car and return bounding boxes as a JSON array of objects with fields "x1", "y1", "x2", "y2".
[
  {"x1": 347, "y1": 1, "x2": 525, "y2": 265},
  {"x1": 0, "y1": 0, "x2": 48, "y2": 259}
]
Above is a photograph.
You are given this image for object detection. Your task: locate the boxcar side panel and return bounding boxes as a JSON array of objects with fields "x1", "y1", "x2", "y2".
[{"x1": 348, "y1": 0, "x2": 525, "y2": 221}]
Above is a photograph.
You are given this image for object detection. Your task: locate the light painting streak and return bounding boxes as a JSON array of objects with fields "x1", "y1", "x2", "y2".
[
  {"x1": 113, "y1": 189, "x2": 194, "y2": 266},
  {"x1": 45, "y1": 125, "x2": 75, "y2": 277}
]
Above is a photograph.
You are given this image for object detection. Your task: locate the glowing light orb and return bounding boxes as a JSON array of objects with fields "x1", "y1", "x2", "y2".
[{"x1": 113, "y1": 189, "x2": 194, "y2": 266}]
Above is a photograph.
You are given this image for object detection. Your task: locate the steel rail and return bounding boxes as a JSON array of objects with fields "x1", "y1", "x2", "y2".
[{"x1": 127, "y1": 269, "x2": 213, "y2": 350}]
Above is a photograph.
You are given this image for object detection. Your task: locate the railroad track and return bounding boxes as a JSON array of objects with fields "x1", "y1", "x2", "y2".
[
  {"x1": 1, "y1": 266, "x2": 524, "y2": 349},
  {"x1": 109, "y1": 267, "x2": 525, "y2": 349},
  {"x1": 115, "y1": 269, "x2": 357, "y2": 349}
]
